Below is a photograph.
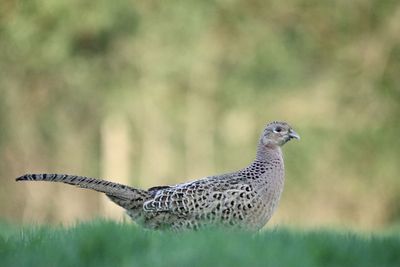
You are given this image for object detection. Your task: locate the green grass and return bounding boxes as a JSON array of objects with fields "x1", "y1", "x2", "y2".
[{"x1": 0, "y1": 220, "x2": 399, "y2": 267}]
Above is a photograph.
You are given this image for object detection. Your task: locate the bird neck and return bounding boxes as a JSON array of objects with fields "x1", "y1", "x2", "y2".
[{"x1": 255, "y1": 141, "x2": 283, "y2": 162}]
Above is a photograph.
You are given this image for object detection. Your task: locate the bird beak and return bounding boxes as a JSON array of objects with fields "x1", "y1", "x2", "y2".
[{"x1": 289, "y1": 129, "x2": 300, "y2": 140}]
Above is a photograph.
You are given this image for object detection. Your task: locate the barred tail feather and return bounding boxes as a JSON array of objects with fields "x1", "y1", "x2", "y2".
[{"x1": 16, "y1": 173, "x2": 147, "y2": 200}]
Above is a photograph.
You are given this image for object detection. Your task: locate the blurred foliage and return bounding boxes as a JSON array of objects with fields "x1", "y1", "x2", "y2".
[{"x1": 0, "y1": 0, "x2": 400, "y2": 229}]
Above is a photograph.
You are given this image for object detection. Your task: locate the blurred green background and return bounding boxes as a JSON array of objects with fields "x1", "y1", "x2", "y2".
[{"x1": 1, "y1": 0, "x2": 399, "y2": 230}]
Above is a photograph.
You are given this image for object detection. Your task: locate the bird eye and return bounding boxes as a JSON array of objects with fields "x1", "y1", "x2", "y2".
[{"x1": 274, "y1": 127, "x2": 282, "y2": 133}]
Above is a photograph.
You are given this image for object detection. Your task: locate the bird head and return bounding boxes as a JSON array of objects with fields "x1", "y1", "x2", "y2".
[{"x1": 261, "y1": 121, "x2": 300, "y2": 147}]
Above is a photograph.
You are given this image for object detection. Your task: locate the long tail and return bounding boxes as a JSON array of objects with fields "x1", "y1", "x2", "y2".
[{"x1": 16, "y1": 173, "x2": 149, "y2": 201}]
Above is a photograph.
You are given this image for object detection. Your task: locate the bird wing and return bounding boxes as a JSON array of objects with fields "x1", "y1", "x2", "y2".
[{"x1": 142, "y1": 174, "x2": 254, "y2": 215}]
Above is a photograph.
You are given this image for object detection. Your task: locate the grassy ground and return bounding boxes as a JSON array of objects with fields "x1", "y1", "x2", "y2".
[{"x1": 0, "y1": 220, "x2": 399, "y2": 267}]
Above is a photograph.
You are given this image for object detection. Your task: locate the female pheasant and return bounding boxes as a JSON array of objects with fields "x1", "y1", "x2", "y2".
[{"x1": 17, "y1": 121, "x2": 300, "y2": 231}]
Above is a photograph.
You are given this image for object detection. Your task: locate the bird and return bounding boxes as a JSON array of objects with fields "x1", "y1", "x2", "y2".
[{"x1": 16, "y1": 121, "x2": 300, "y2": 231}]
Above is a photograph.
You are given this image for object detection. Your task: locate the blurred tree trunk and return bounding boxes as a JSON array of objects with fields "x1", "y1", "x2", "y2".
[{"x1": 101, "y1": 113, "x2": 130, "y2": 220}]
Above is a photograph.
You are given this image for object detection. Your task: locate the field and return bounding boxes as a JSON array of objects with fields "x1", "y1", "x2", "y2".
[
  {"x1": 1, "y1": 3, "x2": 399, "y2": 266},
  {"x1": 1, "y1": 220, "x2": 399, "y2": 267}
]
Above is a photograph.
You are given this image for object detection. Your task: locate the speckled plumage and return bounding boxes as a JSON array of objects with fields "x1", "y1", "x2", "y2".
[{"x1": 16, "y1": 121, "x2": 299, "y2": 231}]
